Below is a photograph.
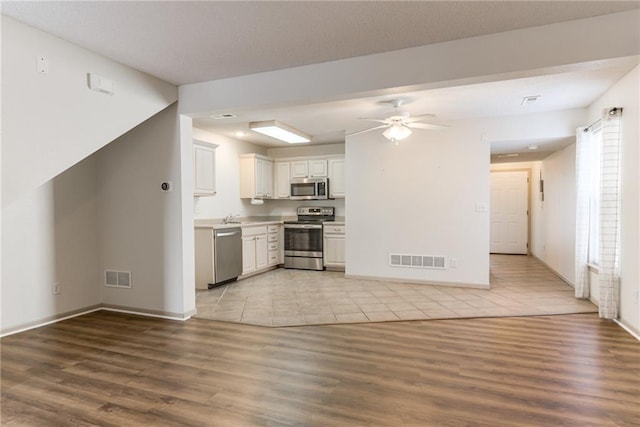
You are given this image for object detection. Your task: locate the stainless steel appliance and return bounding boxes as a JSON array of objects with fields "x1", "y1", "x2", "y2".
[
  {"x1": 284, "y1": 206, "x2": 335, "y2": 270},
  {"x1": 212, "y1": 227, "x2": 242, "y2": 288},
  {"x1": 290, "y1": 177, "x2": 329, "y2": 200}
]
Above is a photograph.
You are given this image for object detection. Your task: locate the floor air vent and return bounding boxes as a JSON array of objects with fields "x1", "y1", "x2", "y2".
[
  {"x1": 389, "y1": 253, "x2": 446, "y2": 270},
  {"x1": 105, "y1": 270, "x2": 132, "y2": 288}
]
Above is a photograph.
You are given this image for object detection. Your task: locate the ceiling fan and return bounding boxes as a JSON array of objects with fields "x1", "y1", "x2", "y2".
[{"x1": 347, "y1": 99, "x2": 446, "y2": 143}]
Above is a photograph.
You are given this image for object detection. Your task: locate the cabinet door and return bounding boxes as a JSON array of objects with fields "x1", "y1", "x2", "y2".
[
  {"x1": 193, "y1": 142, "x2": 217, "y2": 196},
  {"x1": 275, "y1": 162, "x2": 291, "y2": 198},
  {"x1": 324, "y1": 235, "x2": 345, "y2": 267},
  {"x1": 262, "y1": 159, "x2": 273, "y2": 198},
  {"x1": 328, "y1": 158, "x2": 345, "y2": 198},
  {"x1": 256, "y1": 235, "x2": 268, "y2": 270},
  {"x1": 290, "y1": 161, "x2": 308, "y2": 178},
  {"x1": 242, "y1": 236, "x2": 256, "y2": 274},
  {"x1": 309, "y1": 159, "x2": 328, "y2": 177}
]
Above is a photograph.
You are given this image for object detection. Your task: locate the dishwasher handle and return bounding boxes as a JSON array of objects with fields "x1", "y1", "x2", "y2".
[{"x1": 215, "y1": 229, "x2": 241, "y2": 238}]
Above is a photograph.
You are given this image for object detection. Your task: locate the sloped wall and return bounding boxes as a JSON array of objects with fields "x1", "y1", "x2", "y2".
[{"x1": 1, "y1": 16, "x2": 177, "y2": 207}]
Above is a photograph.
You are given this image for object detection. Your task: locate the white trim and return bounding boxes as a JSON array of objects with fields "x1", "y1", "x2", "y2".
[
  {"x1": 344, "y1": 274, "x2": 490, "y2": 289},
  {"x1": 0, "y1": 306, "x2": 195, "y2": 338},
  {"x1": 614, "y1": 319, "x2": 640, "y2": 342},
  {"x1": 101, "y1": 307, "x2": 194, "y2": 322},
  {"x1": 0, "y1": 307, "x2": 102, "y2": 338}
]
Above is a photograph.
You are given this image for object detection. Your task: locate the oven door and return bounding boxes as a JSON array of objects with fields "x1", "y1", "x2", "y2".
[{"x1": 284, "y1": 224, "x2": 323, "y2": 257}]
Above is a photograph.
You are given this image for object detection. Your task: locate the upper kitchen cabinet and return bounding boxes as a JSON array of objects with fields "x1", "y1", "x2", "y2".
[
  {"x1": 240, "y1": 153, "x2": 273, "y2": 199},
  {"x1": 290, "y1": 159, "x2": 328, "y2": 178},
  {"x1": 328, "y1": 158, "x2": 345, "y2": 198},
  {"x1": 193, "y1": 140, "x2": 218, "y2": 196},
  {"x1": 274, "y1": 161, "x2": 291, "y2": 199}
]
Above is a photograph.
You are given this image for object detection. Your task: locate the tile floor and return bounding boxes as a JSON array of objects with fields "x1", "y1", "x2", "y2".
[{"x1": 195, "y1": 254, "x2": 597, "y2": 327}]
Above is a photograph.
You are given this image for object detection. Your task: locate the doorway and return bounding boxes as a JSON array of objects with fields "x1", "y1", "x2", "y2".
[{"x1": 490, "y1": 170, "x2": 529, "y2": 254}]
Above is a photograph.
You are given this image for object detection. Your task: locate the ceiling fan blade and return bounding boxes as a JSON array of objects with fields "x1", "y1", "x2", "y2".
[
  {"x1": 346, "y1": 124, "x2": 390, "y2": 137},
  {"x1": 357, "y1": 118, "x2": 389, "y2": 124},
  {"x1": 406, "y1": 122, "x2": 448, "y2": 130},
  {"x1": 404, "y1": 113, "x2": 437, "y2": 123}
]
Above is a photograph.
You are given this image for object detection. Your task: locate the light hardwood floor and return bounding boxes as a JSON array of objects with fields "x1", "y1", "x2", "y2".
[
  {"x1": 196, "y1": 255, "x2": 596, "y2": 326},
  {"x1": 1, "y1": 311, "x2": 638, "y2": 426}
]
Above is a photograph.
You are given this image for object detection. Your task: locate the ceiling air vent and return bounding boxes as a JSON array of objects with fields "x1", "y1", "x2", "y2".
[
  {"x1": 105, "y1": 270, "x2": 132, "y2": 288},
  {"x1": 389, "y1": 253, "x2": 446, "y2": 270},
  {"x1": 210, "y1": 113, "x2": 237, "y2": 120}
]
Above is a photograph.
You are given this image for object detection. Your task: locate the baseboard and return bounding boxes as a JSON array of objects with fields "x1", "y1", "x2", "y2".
[
  {"x1": 344, "y1": 274, "x2": 490, "y2": 289},
  {"x1": 0, "y1": 305, "x2": 102, "y2": 338},
  {"x1": 614, "y1": 318, "x2": 640, "y2": 342},
  {"x1": 0, "y1": 304, "x2": 195, "y2": 338},
  {"x1": 531, "y1": 255, "x2": 574, "y2": 287},
  {"x1": 101, "y1": 304, "x2": 195, "y2": 321}
]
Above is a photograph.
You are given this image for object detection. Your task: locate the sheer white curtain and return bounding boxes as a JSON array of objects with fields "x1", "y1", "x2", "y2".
[
  {"x1": 574, "y1": 127, "x2": 593, "y2": 299},
  {"x1": 598, "y1": 108, "x2": 623, "y2": 319}
]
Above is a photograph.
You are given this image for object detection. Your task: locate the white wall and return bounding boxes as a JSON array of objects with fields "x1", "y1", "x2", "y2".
[
  {"x1": 346, "y1": 123, "x2": 490, "y2": 287},
  {"x1": 192, "y1": 128, "x2": 268, "y2": 220},
  {"x1": 537, "y1": 145, "x2": 577, "y2": 283},
  {"x1": 588, "y1": 65, "x2": 640, "y2": 335},
  {"x1": 98, "y1": 103, "x2": 192, "y2": 318},
  {"x1": 1, "y1": 157, "x2": 101, "y2": 333},
  {"x1": 1, "y1": 16, "x2": 177, "y2": 207}
]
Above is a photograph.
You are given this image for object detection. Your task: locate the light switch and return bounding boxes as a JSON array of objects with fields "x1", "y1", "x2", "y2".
[{"x1": 475, "y1": 202, "x2": 488, "y2": 213}]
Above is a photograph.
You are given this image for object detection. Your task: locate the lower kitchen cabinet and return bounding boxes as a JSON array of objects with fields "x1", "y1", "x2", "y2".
[
  {"x1": 323, "y1": 224, "x2": 345, "y2": 270},
  {"x1": 241, "y1": 225, "x2": 280, "y2": 276},
  {"x1": 242, "y1": 235, "x2": 257, "y2": 274}
]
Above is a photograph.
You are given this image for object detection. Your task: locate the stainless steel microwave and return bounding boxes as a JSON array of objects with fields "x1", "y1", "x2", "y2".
[{"x1": 290, "y1": 177, "x2": 329, "y2": 200}]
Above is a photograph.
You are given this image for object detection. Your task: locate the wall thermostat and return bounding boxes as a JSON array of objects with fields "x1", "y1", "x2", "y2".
[{"x1": 161, "y1": 182, "x2": 172, "y2": 192}]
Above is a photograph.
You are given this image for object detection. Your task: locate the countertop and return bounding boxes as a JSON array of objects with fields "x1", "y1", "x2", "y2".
[{"x1": 195, "y1": 216, "x2": 345, "y2": 229}]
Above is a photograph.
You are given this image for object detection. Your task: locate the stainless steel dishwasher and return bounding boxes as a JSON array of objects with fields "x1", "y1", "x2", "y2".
[{"x1": 212, "y1": 227, "x2": 242, "y2": 288}]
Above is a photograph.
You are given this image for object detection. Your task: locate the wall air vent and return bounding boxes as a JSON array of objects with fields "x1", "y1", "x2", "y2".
[
  {"x1": 105, "y1": 270, "x2": 132, "y2": 288},
  {"x1": 389, "y1": 253, "x2": 446, "y2": 270}
]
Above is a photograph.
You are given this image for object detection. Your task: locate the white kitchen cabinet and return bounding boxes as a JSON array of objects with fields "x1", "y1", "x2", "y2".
[
  {"x1": 267, "y1": 224, "x2": 282, "y2": 266},
  {"x1": 240, "y1": 154, "x2": 274, "y2": 199},
  {"x1": 256, "y1": 235, "x2": 268, "y2": 270},
  {"x1": 193, "y1": 140, "x2": 218, "y2": 196},
  {"x1": 290, "y1": 159, "x2": 328, "y2": 178},
  {"x1": 328, "y1": 158, "x2": 345, "y2": 198},
  {"x1": 241, "y1": 225, "x2": 271, "y2": 276},
  {"x1": 242, "y1": 236, "x2": 257, "y2": 275},
  {"x1": 309, "y1": 159, "x2": 328, "y2": 177},
  {"x1": 274, "y1": 161, "x2": 291, "y2": 199},
  {"x1": 323, "y1": 224, "x2": 345, "y2": 270},
  {"x1": 290, "y1": 160, "x2": 309, "y2": 178}
]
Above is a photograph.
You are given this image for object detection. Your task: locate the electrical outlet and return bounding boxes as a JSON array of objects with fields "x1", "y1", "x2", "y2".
[
  {"x1": 450, "y1": 258, "x2": 458, "y2": 268},
  {"x1": 634, "y1": 290, "x2": 639, "y2": 305},
  {"x1": 52, "y1": 282, "x2": 61, "y2": 295}
]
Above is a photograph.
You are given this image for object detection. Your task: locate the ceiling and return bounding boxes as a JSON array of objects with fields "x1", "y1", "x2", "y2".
[{"x1": 3, "y1": 1, "x2": 639, "y2": 161}]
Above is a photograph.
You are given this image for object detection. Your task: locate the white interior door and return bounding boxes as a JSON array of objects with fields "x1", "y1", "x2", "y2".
[{"x1": 490, "y1": 171, "x2": 528, "y2": 254}]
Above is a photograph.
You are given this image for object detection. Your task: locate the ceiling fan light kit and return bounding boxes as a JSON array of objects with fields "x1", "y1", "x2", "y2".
[
  {"x1": 347, "y1": 98, "x2": 446, "y2": 144},
  {"x1": 249, "y1": 120, "x2": 310, "y2": 144},
  {"x1": 383, "y1": 123, "x2": 412, "y2": 142}
]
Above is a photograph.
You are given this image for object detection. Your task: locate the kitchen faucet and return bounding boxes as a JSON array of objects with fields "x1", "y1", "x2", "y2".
[{"x1": 223, "y1": 213, "x2": 240, "y2": 224}]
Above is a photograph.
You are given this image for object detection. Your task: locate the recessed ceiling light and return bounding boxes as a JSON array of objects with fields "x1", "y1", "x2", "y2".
[
  {"x1": 521, "y1": 95, "x2": 540, "y2": 106},
  {"x1": 527, "y1": 145, "x2": 538, "y2": 150},
  {"x1": 235, "y1": 131, "x2": 247, "y2": 137},
  {"x1": 210, "y1": 113, "x2": 237, "y2": 119}
]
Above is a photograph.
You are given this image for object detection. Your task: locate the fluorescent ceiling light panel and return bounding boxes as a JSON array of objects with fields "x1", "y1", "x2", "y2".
[{"x1": 249, "y1": 120, "x2": 310, "y2": 143}]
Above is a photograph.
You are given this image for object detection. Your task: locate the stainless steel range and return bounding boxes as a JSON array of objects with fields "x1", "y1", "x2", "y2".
[{"x1": 284, "y1": 206, "x2": 335, "y2": 271}]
